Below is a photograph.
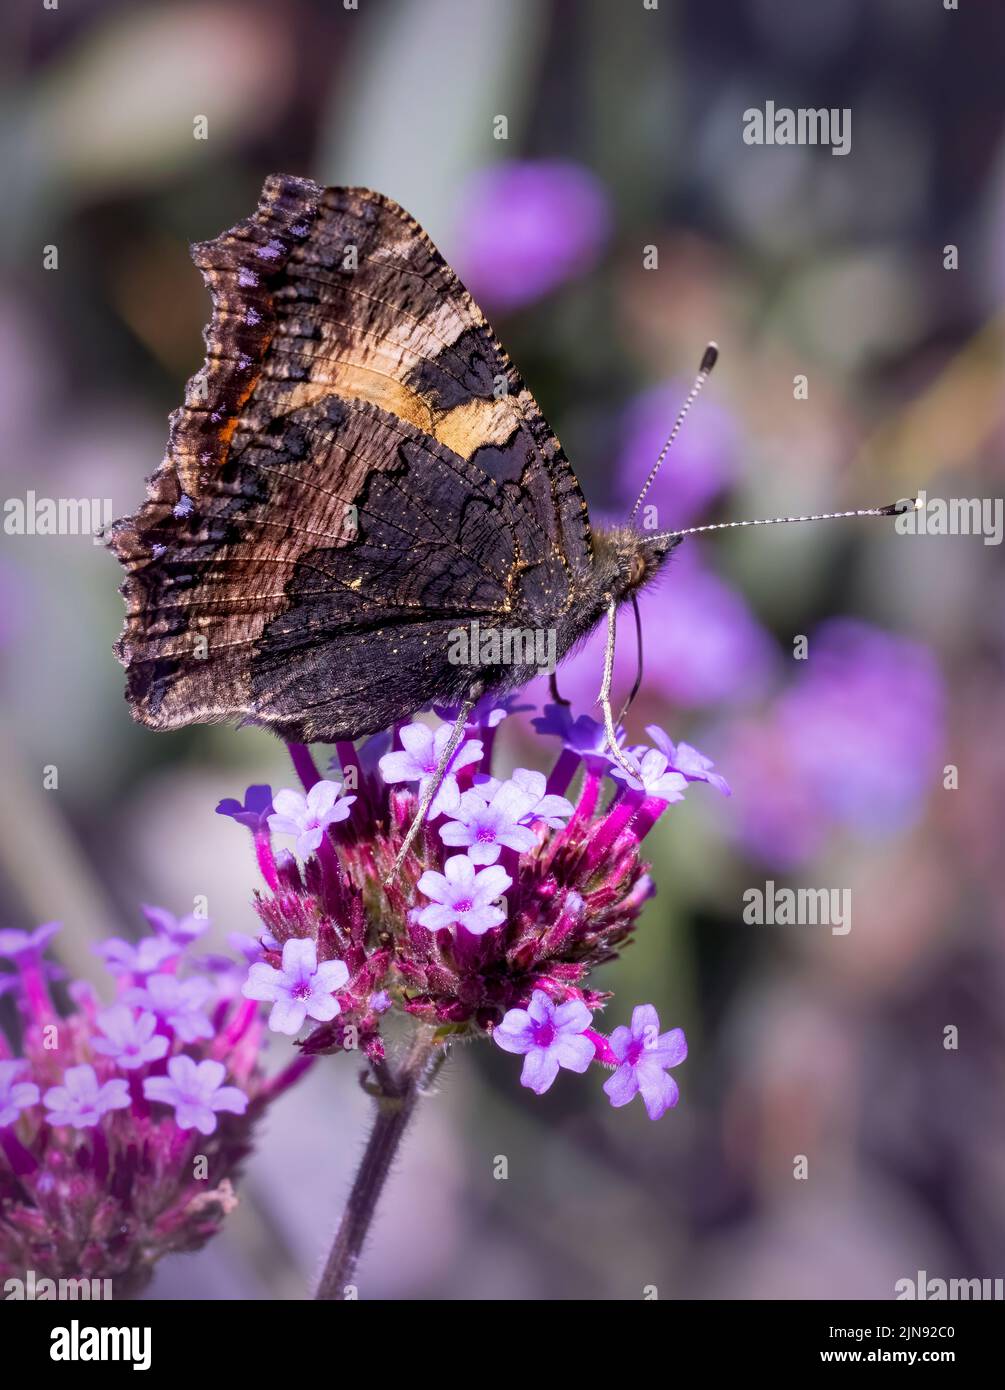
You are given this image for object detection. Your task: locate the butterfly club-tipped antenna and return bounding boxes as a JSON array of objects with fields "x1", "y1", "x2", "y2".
[
  {"x1": 653, "y1": 496, "x2": 919, "y2": 544},
  {"x1": 628, "y1": 341, "x2": 719, "y2": 523},
  {"x1": 605, "y1": 342, "x2": 918, "y2": 754},
  {"x1": 629, "y1": 340, "x2": 918, "y2": 545},
  {"x1": 600, "y1": 344, "x2": 719, "y2": 752}
]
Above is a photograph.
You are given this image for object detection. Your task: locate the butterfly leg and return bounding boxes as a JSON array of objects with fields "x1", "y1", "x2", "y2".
[
  {"x1": 597, "y1": 601, "x2": 642, "y2": 780},
  {"x1": 385, "y1": 690, "x2": 480, "y2": 885}
]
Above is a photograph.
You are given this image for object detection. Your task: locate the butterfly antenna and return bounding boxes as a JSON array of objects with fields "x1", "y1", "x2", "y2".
[
  {"x1": 628, "y1": 342, "x2": 719, "y2": 522},
  {"x1": 656, "y1": 496, "x2": 919, "y2": 542}
]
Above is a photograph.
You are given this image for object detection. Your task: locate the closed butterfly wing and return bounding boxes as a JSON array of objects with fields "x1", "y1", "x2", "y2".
[{"x1": 109, "y1": 174, "x2": 595, "y2": 741}]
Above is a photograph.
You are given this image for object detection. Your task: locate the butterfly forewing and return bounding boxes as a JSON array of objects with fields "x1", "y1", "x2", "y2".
[{"x1": 110, "y1": 174, "x2": 596, "y2": 740}]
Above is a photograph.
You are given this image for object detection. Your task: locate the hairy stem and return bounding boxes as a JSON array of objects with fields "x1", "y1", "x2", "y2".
[{"x1": 315, "y1": 1025, "x2": 438, "y2": 1300}]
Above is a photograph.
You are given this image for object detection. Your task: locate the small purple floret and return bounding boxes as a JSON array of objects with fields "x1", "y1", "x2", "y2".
[
  {"x1": 143, "y1": 1056, "x2": 248, "y2": 1136},
  {"x1": 602, "y1": 1004, "x2": 687, "y2": 1120},
  {"x1": 43, "y1": 1064, "x2": 130, "y2": 1130},
  {"x1": 493, "y1": 990, "x2": 595, "y2": 1094}
]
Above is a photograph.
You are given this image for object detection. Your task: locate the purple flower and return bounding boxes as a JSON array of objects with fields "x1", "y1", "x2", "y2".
[
  {"x1": 0, "y1": 1060, "x2": 39, "y2": 1127},
  {"x1": 215, "y1": 784, "x2": 274, "y2": 832},
  {"x1": 645, "y1": 725, "x2": 731, "y2": 796},
  {"x1": 268, "y1": 780, "x2": 356, "y2": 858},
  {"x1": 454, "y1": 160, "x2": 610, "y2": 311},
  {"x1": 91, "y1": 1006, "x2": 170, "y2": 1070},
  {"x1": 434, "y1": 693, "x2": 533, "y2": 729},
  {"x1": 379, "y1": 722, "x2": 483, "y2": 818},
  {"x1": 602, "y1": 1005, "x2": 687, "y2": 1120},
  {"x1": 443, "y1": 770, "x2": 574, "y2": 863},
  {"x1": 141, "y1": 904, "x2": 211, "y2": 946},
  {"x1": 493, "y1": 990, "x2": 595, "y2": 1094},
  {"x1": 42, "y1": 1064, "x2": 130, "y2": 1130},
  {"x1": 143, "y1": 1056, "x2": 248, "y2": 1136},
  {"x1": 500, "y1": 769, "x2": 576, "y2": 827},
  {"x1": 440, "y1": 779, "x2": 537, "y2": 864},
  {"x1": 125, "y1": 973, "x2": 214, "y2": 1043},
  {"x1": 608, "y1": 748, "x2": 689, "y2": 801},
  {"x1": 94, "y1": 935, "x2": 178, "y2": 977},
  {"x1": 415, "y1": 856, "x2": 510, "y2": 936},
  {"x1": 532, "y1": 705, "x2": 619, "y2": 760},
  {"x1": 242, "y1": 937, "x2": 350, "y2": 1036},
  {"x1": 0, "y1": 921, "x2": 61, "y2": 960},
  {"x1": 0, "y1": 911, "x2": 313, "y2": 1293}
]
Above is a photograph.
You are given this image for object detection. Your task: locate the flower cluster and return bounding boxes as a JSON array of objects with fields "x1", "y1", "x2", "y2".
[
  {"x1": 0, "y1": 913, "x2": 310, "y2": 1294},
  {"x1": 217, "y1": 700, "x2": 730, "y2": 1119}
]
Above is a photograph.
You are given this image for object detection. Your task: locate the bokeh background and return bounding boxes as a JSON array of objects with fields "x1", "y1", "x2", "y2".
[{"x1": 2, "y1": 0, "x2": 1004, "y2": 1299}]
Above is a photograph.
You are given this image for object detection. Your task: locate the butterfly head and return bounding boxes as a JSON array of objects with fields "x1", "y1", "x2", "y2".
[{"x1": 593, "y1": 524, "x2": 683, "y2": 606}]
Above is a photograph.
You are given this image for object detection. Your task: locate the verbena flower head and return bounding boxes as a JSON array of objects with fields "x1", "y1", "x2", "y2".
[
  {"x1": 219, "y1": 701, "x2": 725, "y2": 1117},
  {"x1": 0, "y1": 914, "x2": 311, "y2": 1294}
]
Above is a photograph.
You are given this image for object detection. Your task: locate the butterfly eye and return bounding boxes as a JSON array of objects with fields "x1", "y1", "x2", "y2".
[{"x1": 628, "y1": 550, "x2": 647, "y2": 590}]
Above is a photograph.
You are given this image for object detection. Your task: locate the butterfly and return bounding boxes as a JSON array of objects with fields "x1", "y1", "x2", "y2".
[{"x1": 109, "y1": 173, "x2": 904, "y2": 869}]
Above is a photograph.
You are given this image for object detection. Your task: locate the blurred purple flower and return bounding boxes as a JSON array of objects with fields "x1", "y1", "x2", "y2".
[
  {"x1": 717, "y1": 619, "x2": 945, "y2": 867},
  {"x1": 94, "y1": 935, "x2": 177, "y2": 977},
  {"x1": 493, "y1": 990, "x2": 595, "y2": 1094},
  {"x1": 92, "y1": 1006, "x2": 169, "y2": 1070},
  {"x1": 0, "y1": 1061, "x2": 39, "y2": 1128},
  {"x1": 43, "y1": 1065, "x2": 130, "y2": 1130},
  {"x1": 454, "y1": 160, "x2": 610, "y2": 311},
  {"x1": 0, "y1": 922, "x2": 61, "y2": 960},
  {"x1": 602, "y1": 1004, "x2": 687, "y2": 1120},
  {"x1": 125, "y1": 973, "x2": 214, "y2": 1043},
  {"x1": 776, "y1": 619, "x2": 944, "y2": 834},
  {"x1": 714, "y1": 716, "x2": 829, "y2": 868},
  {"x1": 141, "y1": 905, "x2": 210, "y2": 947},
  {"x1": 143, "y1": 1057, "x2": 247, "y2": 1136},
  {"x1": 228, "y1": 931, "x2": 267, "y2": 964}
]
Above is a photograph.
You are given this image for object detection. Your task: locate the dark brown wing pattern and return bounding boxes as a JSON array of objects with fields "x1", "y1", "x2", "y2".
[{"x1": 109, "y1": 174, "x2": 594, "y2": 741}]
